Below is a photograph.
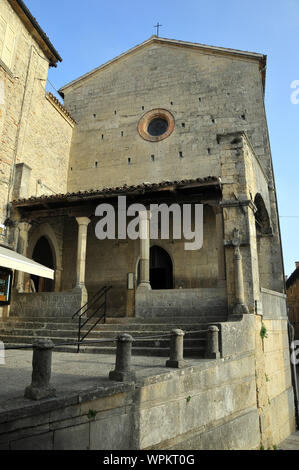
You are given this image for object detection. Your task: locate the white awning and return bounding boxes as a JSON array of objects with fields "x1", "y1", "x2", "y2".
[{"x1": 0, "y1": 246, "x2": 54, "y2": 280}]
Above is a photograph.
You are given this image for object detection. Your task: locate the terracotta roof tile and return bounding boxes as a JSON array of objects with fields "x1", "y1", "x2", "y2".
[{"x1": 12, "y1": 177, "x2": 221, "y2": 206}]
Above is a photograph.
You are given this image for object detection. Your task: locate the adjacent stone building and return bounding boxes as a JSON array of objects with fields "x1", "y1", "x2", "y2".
[
  {"x1": 287, "y1": 262, "x2": 299, "y2": 338},
  {"x1": 0, "y1": 0, "x2": 296, "y2": 450}
]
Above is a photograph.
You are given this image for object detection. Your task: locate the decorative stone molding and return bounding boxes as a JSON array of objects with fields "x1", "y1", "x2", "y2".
[{"x1": 137, "y1": 108, "x2": 175, "y2": 142}]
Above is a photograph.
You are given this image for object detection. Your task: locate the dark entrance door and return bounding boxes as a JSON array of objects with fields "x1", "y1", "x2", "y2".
[
  {"x1": 31, "y1": 236, "x2": 54, "y2": 292},
  {"x1": 150, "y1": 246, "x2": 173, "y2": 290}
]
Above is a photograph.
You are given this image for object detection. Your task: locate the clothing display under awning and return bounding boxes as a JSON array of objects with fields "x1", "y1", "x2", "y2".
[{"x1": 0, "y1": 246, "x2": 54, "y2": 279}]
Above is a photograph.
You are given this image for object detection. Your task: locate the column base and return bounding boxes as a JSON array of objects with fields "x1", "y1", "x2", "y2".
[
  {"x1": 72, "y1": 285, "x2": 88, "y2": 306},
  {"x1": 137, "y1": 282, "x2": 151, "y2": 291},
  {"x1": 165, "y1": 359, "x2": 188, "y2": 368},
  {"x1": 24, "y1": 385, "x2": 56, "y2": 400},
  {"x1": 232, "y1": 302, "x2": 249, "y2": 315},
  {"x1": 109, "y1": 370, "x2": 136, "y2": 382}
]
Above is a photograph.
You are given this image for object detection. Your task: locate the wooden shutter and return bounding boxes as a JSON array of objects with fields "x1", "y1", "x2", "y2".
[{"x1": 2, "y1": 24, "x2": 15, "y2": 68}]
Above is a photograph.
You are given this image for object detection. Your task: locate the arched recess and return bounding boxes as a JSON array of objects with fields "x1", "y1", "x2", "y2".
[
  {"x1": 31, "y1": 237, "x2": 55, "y2": 292},
  {"x1": 27, "y1": 223, "x2": 62, "y2": 292},
  {"x1": 136, "y1": 246, "x2": 174, "y2": 289},
  {"x1": 150, "y1": 245, "x2": 173, "y2": 289},
  {"x1": 254, "y1": 193, "x2": 272, "y2": 289},
  {"x1": 254, "y1": 193, "x2": 272, "y2": 236}
]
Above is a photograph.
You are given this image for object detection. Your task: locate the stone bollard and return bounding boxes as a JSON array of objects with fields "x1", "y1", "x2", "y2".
[
  {"x1": 24, "y1": 339, "x2": 56, "y2": 400},
  {"x1": 109, "y1": 334, "x2": 136, "y2": 382},
  {"x1": 205, "y1": 325, "x2": 220, "y2": 359},
  {"x1": 166, "y1": 329, "x2": 187, "y2": 368}
]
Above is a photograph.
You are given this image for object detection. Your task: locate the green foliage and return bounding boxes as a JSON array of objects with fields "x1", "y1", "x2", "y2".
[
  {"x1": 260, "y1": 323, "x2": 268, "y2": 340},
  {"x1": 87, "y1": 409, "x2": 97, "y2": 420},
  {"x1": 273, "y1": 444, "x2": 277, "y2": 450},
  {"x1": 260, "y1": 445, "x2": 264, "y2": 450},
  {"x1": 186, "y1": 395, "x2": 192, "y2": 403}
]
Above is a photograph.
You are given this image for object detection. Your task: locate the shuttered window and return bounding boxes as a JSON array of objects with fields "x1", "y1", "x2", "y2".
[{"x1": 0, "y1": 17, "x2": 15, "y2": 69}]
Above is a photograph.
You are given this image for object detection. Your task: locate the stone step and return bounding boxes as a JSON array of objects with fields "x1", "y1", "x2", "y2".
[
  {"x1": 0, "y1": 327, "x2": 207, "y2": 339},
  {"x1": 0, "y1": 321, "x2": 219, "y2": 332},
  {"x1": 6, "y1": 315, "x2": 226, "y2": 324},
  {"x1": 1, "y1": 336, "x2": 206, "y2": 355},
  {"x1": 51, "y1": 345, "x2": 205, "y2": 358}
]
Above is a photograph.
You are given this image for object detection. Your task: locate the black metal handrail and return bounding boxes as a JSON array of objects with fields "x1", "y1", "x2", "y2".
[
  {"x1": 72, "y1": 286, "x2": 108, "y2": 319},
  {"x1": 75, "y1": 285, "x2": 112, "y2": 353}
]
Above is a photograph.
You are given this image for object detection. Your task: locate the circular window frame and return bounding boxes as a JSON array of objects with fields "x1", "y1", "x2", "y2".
[{"x1": 137, "y1": 108, "x2": 175, "y2": 142}]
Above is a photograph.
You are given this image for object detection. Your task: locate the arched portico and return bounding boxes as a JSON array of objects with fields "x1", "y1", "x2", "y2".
[{"x1": 27, "y1": 223, "x2": 62, "y2": 292}]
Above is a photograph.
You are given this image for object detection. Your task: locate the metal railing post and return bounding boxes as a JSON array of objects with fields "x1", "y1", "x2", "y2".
[
  {"x1": 109, "y1": 334, "x2": 136, "y2": 382},
  {"x1": 24, "y1": 339, "x2": 56, "y2": 400},
  {"x1": 166, "y1": 329, "x2": 187, "y2": 368},
  {"x1": 77, "y1": 316, "x2": 81, "y2": 353}
]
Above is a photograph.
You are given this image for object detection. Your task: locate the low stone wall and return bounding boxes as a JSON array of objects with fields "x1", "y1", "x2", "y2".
[
  {"x1": 0, "y1": 355, "x2": 260, "y2": 450},
  {"x1": 9, "y1": 291, "x2": 82, "y2": 318},
  {"x1": 135, "y1": 287, "x2": 227, "y2": 319},
  {"x1": 262, "y1": 316, "x2": 296, "y2": 445},
  {"x1": 261, "y1": 287, "x2": 287, "y2": 319}
]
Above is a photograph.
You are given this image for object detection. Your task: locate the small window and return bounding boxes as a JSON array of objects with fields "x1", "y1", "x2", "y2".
[{"x1": 147, "y1": 117, "x2": 168, "y2": 137}]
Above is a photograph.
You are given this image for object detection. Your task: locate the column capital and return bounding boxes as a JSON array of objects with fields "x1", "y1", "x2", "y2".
[
  {"x1": 18, "y1": 221, "x2": 32, "y2": 233},
  {"x1": 139, "y1": 210, "x2": 151, "y2": 221},
  {"x1": 76, "y1": 217, "x2": 91, "y2": 227}
]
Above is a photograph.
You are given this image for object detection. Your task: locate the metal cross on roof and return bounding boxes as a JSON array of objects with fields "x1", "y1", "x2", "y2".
[{"x1": 154, "y1": 22, "x2": 163, "y2": 37}]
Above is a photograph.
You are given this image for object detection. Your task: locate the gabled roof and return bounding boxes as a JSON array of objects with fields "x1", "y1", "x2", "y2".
[
  {"x1": 286, "y1": 265, "x2": 299, "y2": 290},
  {"x1": 8, "y1": 0, "x2": 62, "y2": 66},
  {"x1": 59, "y1": 36, "x2": 267, "y2": 95}
]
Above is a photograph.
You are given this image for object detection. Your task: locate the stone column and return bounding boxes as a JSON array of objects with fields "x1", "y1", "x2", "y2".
[
  {"x1": 232, "y1": 228, "x2": 249, "y2": 314},
  {"x1": 54, "y1": 267, "x2": 63, "y2": 292},
  {"x1": 74, "y1": 217, "x2": 91, "y2": 305},
  {"x1": 214, "y1": 207, "x2": 226, "y2": 283},
  {"x1": 16, "y1": 221, "x2": 31, "y2": 293},
  {"x1": 205, "y1": 325, "x2": 220, "y2": 359},
  {"x1": 109, "y1": 334, "x2": 136, "y2": 382},
  {"x1": 166, "y1": 329, "x2": 187, "y2": 368},
  {"x1": 24, "y1": 339, "x2": 56, "y2": 400},
  {"x1": 138, "y1": 210, "x2": 151, "y2": 290}
]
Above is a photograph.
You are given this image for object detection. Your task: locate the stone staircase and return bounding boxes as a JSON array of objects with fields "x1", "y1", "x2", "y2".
[{"x1": 0, "y1": 312, "x2": 227, "y2": 358}]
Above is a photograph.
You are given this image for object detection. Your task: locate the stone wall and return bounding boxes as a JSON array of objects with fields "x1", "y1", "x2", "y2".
[
  {"x1": 261, "y1": 287, "x2": 287, "y2": 319},
  {"x1": 0, "y1": 0, "x2": 73, "y2": 240},
  {"x1": 136, "y1": 287, "x2": 227, "y2": 319},
  {"x1": 0, "y1": 355, "x2": 260, "y2": 450},
  {"x1": 0, "y1": 312, "x2": 294, "y2": 450},
  {"x1": 63, "y1": 41, "x2": 271, "y2": 192},
  {"x1": 254, "y1": 314, "x2": 295, "y2": 447},
  {"x1": 9, "y1": 291, "x2": 82, "y2": 318}
]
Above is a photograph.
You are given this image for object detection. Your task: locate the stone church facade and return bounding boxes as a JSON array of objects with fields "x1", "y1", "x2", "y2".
[{"x1": 0, "y1": 0, "x2": 296, "y2": 449}]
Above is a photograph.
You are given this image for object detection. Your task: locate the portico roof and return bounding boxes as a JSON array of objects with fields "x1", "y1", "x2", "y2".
[
  {"x1": 12, "y1": 177, "x2": 221, "y2": 207},
  {"x1": 11, "y1": 177, "x2": 222, "y2": 219}
]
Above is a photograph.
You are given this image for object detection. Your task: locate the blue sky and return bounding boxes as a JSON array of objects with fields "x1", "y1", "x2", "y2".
[{"x1": 26, "y1": 0, "x2": 299, "y2": 276}]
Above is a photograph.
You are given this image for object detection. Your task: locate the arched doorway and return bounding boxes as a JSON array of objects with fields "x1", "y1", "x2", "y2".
[
  {"x1": 150, "y1": 246, "x2": 173, "y2": 290},
  {"x1": 31, "y1": 237, "x2": 55, "y2": 292}
]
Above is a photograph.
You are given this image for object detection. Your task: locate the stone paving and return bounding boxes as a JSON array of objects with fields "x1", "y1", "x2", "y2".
[
  {"x1": 279, "y1": 431, "x2": 299, "y2": 450},
  {"x1": 0, "y1": 348, "x2": 200, "y2": 414}
]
